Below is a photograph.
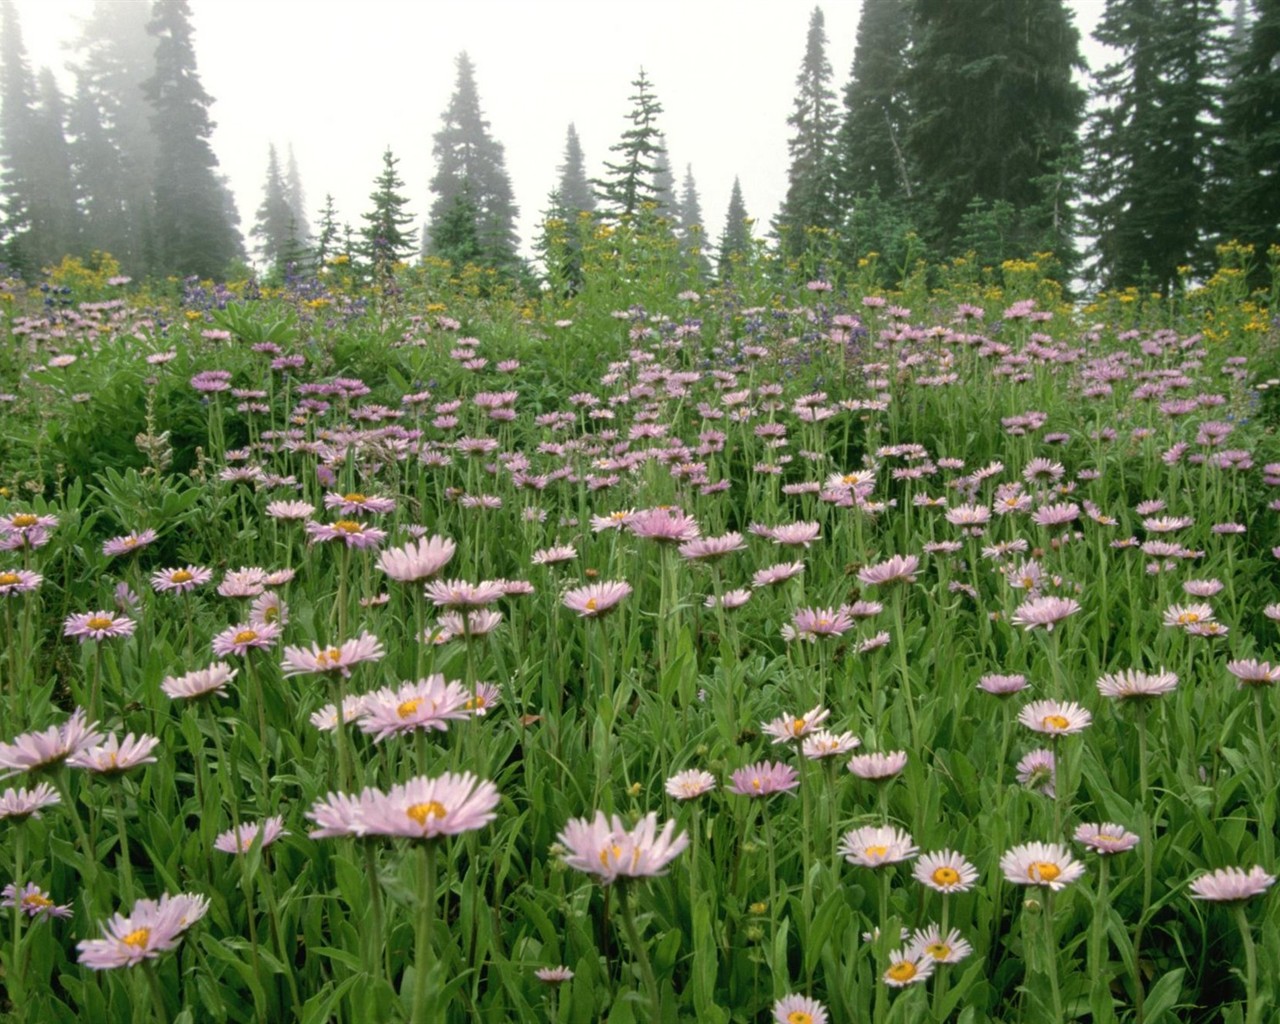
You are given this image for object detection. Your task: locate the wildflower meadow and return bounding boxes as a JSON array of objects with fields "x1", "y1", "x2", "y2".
[{"x1": 1, "y1": 240, "x2": 1279, "y2": 1023}]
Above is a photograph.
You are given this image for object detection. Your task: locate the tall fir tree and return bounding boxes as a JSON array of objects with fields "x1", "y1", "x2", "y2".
[
  {"x1": 652, "y1": 140, "x2": 680, "y2": 222},
  {"x1": 678, "y1": 164, "x2": 710, "y2": 275},
  {"x1": 718, "y1": 176, "x2": 753, "y2": 278},
  {"x1": 69, "y1": 0, "x2": 160, "y2": 275},
  {"x1": 836, "y1": 0, "x2": 913, "y2": 206},
  {"x1": 596, "y1": 69, "x2": 666, "y2": 219},
  {"x1": 0, "y1": 0, "x2": 38, "y2": 274},
  {"x1": 1219, "y1": 0, "x2": 1280, "y2": 282},
  {"x1": 252, "y1": 144, "x2": 295, "y2": 271},
  {"x1": 362, "y1": 147, "x2": 417, "y2": 280},
  {"x1": 28, "y1": 69, "x2": 77, "y2": 264},
  {"x1": 907, "y1": 0, "x2": 1085, "y2": 262},
  {"x1": 144, "y1": 0, "x2": 242, "y2": 278},
  {"x1": 314, "y1": 193, "x2": 339, "y2": 268},
  {"x1": 556, "y1": 123, "x2": 595, "y2": 216},
  {"x1": 284, "y1": 144, "x2": 310, "y2": 245},
  {"x1": 1083, "y1": 0, "x2": 1225, "y2": 290},
  {"x1": 426, "y1": 52, "x2": 519, "y2": 274},
  {"x1": 775, "y1": 7, "x2": 841, "y2": 256}
]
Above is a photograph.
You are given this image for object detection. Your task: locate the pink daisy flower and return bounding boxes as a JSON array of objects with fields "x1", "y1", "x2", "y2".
[
  {"x1": 1017, "y1": 699, "x2": 1092, "y2": 735},
  {"x1": 678, "y1": 532, "x2": 747, "y2": 560},
  {"x1": 848, "y1": 750, "x2": 908, "y2": 780},
  {"x1": 77, "y1": 893, "x2": 209, "y2": 969},
  {"x1": 913, "y1": 850, "x2": 979, "y2": 892},
  {"x1": 769, "y1": 522, "x2": 821, "y2": 548},
  {"x1": 423, "y1": 578, "x2": 506, "y2": 608},
  {"x1": 558, "y1": 811, "x2": 688, "y2": 883},
  {"x1": 0, "y1": 782, "x2": 60, "y2": 822},
  {"x1": 333, "y1": 772, "x2": 502, "y2": 841},
  {"x1": 0, "y1": 710, "x2": 103, "y2": 774},
  {"x1": 322, "y1": 491, "x2": 397, "y2": 515},
  {"x1": 752, "y1": 561, "x2": 806, "y2": 588},
  {"x1": 1074, "y1": 822, "x2": 1140, "y2": 855},
  {"x1": 304, "y1": 519, "x2": 388, "y2": 549},
  {"x1": 376, "y1": 535, "x2": 457, "y2": 582},
  {"x1": 781, "y1": 606, "x2": 855, "y2": 642},
  {"x1": 626, "y1": 507, "x2": 700, "y2": 543},
  {"x1": 1, "y1": 882, "x2": 72, "y2": 920},
  {"x1": 214, "y1": 815, "x2": 290, "y2": 854},
  {"x1": 1096, "y1": 668, "x2": 1178, "y2": 699},
  {"x1": 358, "y1": 676, "x2": 472, "y2": 742},
  {"x1": 761, "y1": 704, "x2": 830, "y2": 743},
  {"x1": 1009, "y1": 596, "x2": 1080, "y2": 631},
  {"x1": 280, "y1": 632, "x2": 385, "y2": 678},
  {"x1": 0, "y1": 569, "x2": 42, "y2": 596},
  {"x1": 728, "y1": 761, "x2": 799, "y2": 797},
  {"x1": 68, "y1": 733, "x2": 160, "y2": 775},
  {"x1": 1000, "y1": 842, "x2": 1084, "y2": 890},
  {"x1": 665, "y1": 769, "x2": 717, "y2": 800},
  {"x1": 857, "y1": 554, "x2": 920, "y2": 587},
  {"x1": 773, "y1": 994, "x2": 828, "y2": 1024},
  {"x1": 211, "y1": 621, "x2": 283, "y2": 657},
  {"x1": 102, "y1": 530, "x2": 157, "y2": 558},
  {"x1": 839, "y1": 825, "x2": 918, "y2": 867},
  {"x1": 161, "y1": 663, "x2": 237, "y2": 702},
  {"x1": 150, "y1": 566, "x2": 213, "y2": 594},
  {"x1": 64, "y1": 611, "x2": 136, "y2": 643},
  {"x1": 1188, "y1": 866, "x2": 1276, "y2": 902},
  {"x1": 562, "y1": 581, "x2": 632, "y2": 618}
]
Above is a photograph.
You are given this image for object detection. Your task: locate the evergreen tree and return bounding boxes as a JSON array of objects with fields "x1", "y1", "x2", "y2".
[
  {"x1": 426, "y1": 52, "x2": 519, "y2": 273},
  {"x1": 362, "y1": 147, "x2": 417, "y2": 280},
  {"x1": 252, "y1": 144, "x2": 295, "y2": 271},
  {"x1": 28, "y1": 69, "x2": 77, "y2": 264},
  {"x1": 836, "y1": 0, "x2": 913, "y2": 205},
  {"x1": 718, "y1": 176, "x2": 753, "y2": 277},
  {"x1": 678, "y1": 164, "x2": 710, "y2": 275},
  {"x1": 556, "y1": 123, "x2": 595, "y2": 216},
  {"x1": 1219, "y1": 0, "x2": 1280, "y2": 280},
  {"x1": 69, "y1": 0, "x2": 159, "y2": 275},
  {"x1": 652, "y1": 140, "x2": 680, "y2": 221},
  {"x1": 596, "y1": 69, "x2": 666, "y2": 218},
  {"x1": 0, "y1": 0, "x2": 38, "y2": 274},
  {"x1": 284, "y1": 144, "x2": 310, "y2": 244},
  {"x1": 314, "y1": 193, "x2": 339, "y2": 268},
  {"x1": 907, "y1": 0, "x2": 1085, "y2": 261},
  {"x1": 775, "y1": 7, "x2": 841, "y2": 255},
  {"x1": 430, "y1": 182, "x2": 484, "y2": 268},
  {"x1": 1083, "y1": 0, "x2": 1225, "y2": 290},
  {"x1": 144, "y1": 0, "x2": 242, "y2": 278}
]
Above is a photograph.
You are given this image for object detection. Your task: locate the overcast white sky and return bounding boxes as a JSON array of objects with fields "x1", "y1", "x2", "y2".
[{"x1": 12, "y1": 0, "x2": 1108, "y2": 260}]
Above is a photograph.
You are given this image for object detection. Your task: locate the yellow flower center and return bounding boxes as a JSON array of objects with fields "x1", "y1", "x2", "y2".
[
  {"x1": 0, "y1": 572, "x2": 20, "y2": 586},
  {"x1": 584, "y1": 597, "x2": 598, "y2": 611},
  {"x1": 233, "y1": 629, "x2": 259, "y2": 644},
  {"x1": 1022, "y1": 576, "x2": 1035, "y2": 589},
  {"x1": 22, "y1": 893, "x2": 52, "y2": 910},
  {"x1": 171, "y1": 569, "x2": 193, "y2": 583},
  {"x1": 932, "y1": 866, "x2": 961, "y2": 886},
  {"x1": 1028, "y1": 861, "x2": 1061, "y2": 883},
  {"x1": 86, "y1": 616, "x2": 114, "y2": 631},
  {"x1": 925, "y1": 942, "x2": 951, "y2": 960},
  {"x1": 334, "y1": 520, "x2": 363, "y2": 533},
  {"x1": 791, "y1": 718, "x2": 807, "y2": 735},
  {"x1": 343, "y1": 493, "x2": 367, "y2": 503},
  {"x1": 405, "y1": 801, "x2": 447, "y2": 825},
  {"x1": 122, "y1": 927, "x2": 151, "y2": 948},
  {"x1": 397, "y1": 698, "x2": 422, "y2": 719},
  {"x1": 11, "y1": 514, "x2": 37, "y2": 528},
  {"x1": 121, "y1": 537, "x2": 138, "y2": 548},
  {"x1": 466, "y1": 695, "x2": 488, "y2": 710},
  {"x1": 261, "y1": 605, "x2": 279, "y2": 623},
  {"x1": 817, "y1": 618, "x2": 831, "y2": 629},
  {"x1": 1043, "y1": 714, "x2": 1070, "y2": 731},
  {"x1": 787, "y1": 1012, "x2": 813, "y2": 1024},
  {"x1": 1177, "y1": 611, "x2": 1199, "y2": 624},
  {"x1": 864, "y1": 844, "x2": 889, "y2": 860},
  {"x1": 316, "y1": 648, "x2": 343, "y2": 667},
  {"x1": 886, "y1": 960, "x2": 918, "y2": 982},
  {"x1": 599, "y1": 843, "x2": 623, "y2": 867}
]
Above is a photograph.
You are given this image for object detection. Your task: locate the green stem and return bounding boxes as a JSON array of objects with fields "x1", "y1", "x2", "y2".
[
  {"x1": 10, "y1": 825, "x2": 26, "y2": 1022},
  {"x1": 1089, "y1": 857, "x2": 1112, "y2": 1022},
  {"x1": 141, "y1": 960, "x2": 168, "y2": 1022},
  {"x1": 411, "y1": 841, "x2": 440, "y2": 1024},
  {"x1": 1234, "y1": 904, "x2": 1259, "y2": 1024},
  {"x1": 617, "y1": 883, "x2": 661, "y2": 1024},
  {"x1": 258, "y1": 857, "x2": 302, "y2": 1021},
  {"x1": 1044, "y1": 891, "x2": 1063, "y2": 1023},
  {"x1": 111, "y1": 782, "x2": 135, "y2": 903}
]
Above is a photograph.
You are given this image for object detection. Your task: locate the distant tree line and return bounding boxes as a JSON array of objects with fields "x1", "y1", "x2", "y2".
[{"x1": 1, "y1": 0, "x2": 1276, "y2": 292}]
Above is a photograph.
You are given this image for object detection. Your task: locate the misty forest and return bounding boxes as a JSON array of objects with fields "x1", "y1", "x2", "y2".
[{"x1": 0, "y1": 0, "x2": 1279, "y2": 1022}]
